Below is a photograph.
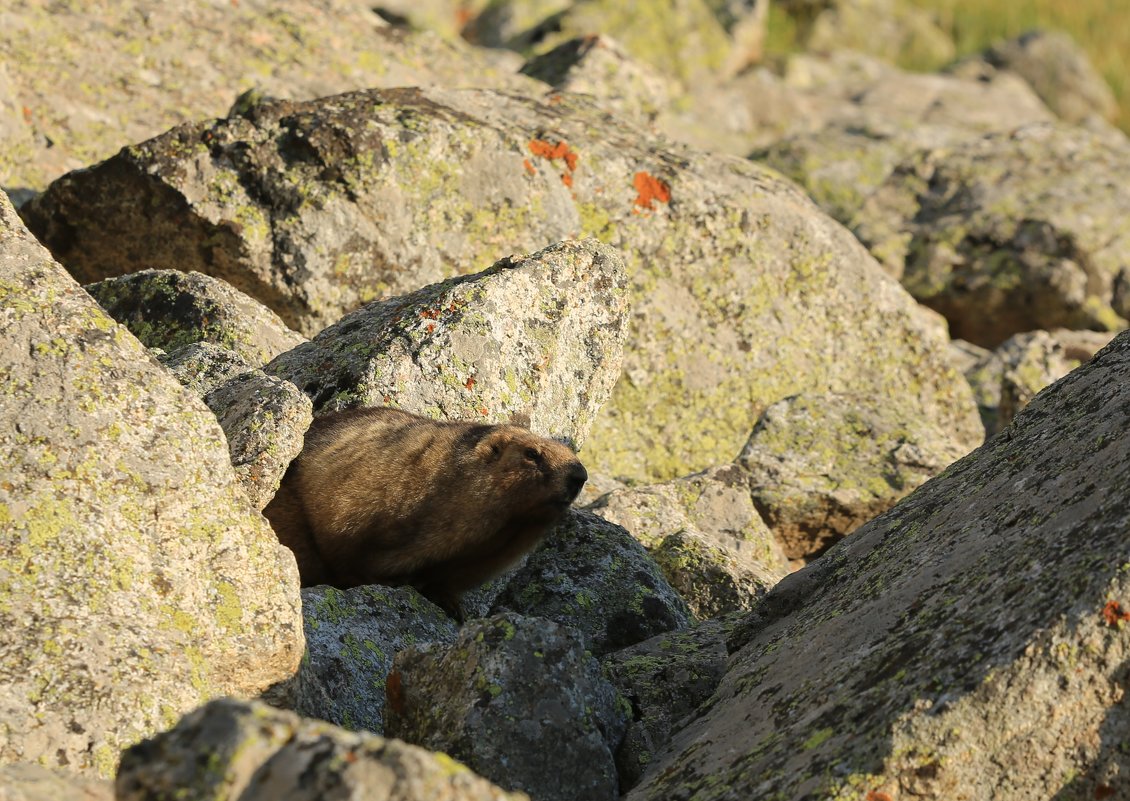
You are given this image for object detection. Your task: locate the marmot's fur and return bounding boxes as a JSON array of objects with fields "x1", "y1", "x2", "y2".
[{"x1": 263, "y1": 406, "x2": 587, "y2": 617}]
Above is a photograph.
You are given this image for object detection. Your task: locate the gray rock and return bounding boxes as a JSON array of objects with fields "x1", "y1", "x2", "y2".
[
  {"x1": 115, "y1": 698, "x2": 526, "y2": 801},
  {"x1": 266, "y1": 238, "x2": 628, "y2": 448},
  {"x1": 601, "y1": 618, "x2": 734, "y2": 792},
  {"x1": 854, "y1": 122, "x2": 1130, "y2": 346},
  {"x1": 158, "y1": 342, "x2": 255, "y2": 396},
  {"x1": 21, "y1": 86, "x2": 982, "y2": 483},
  {"x1": 294, "y1": 585, "x2": 458, "y2": 734},
  {"x1": 0, "y1": 764, "x2": 112, "y2": 801},
  {"x1": 202, "y1": 370, "x2": 313, "y2": 510},
  {"x1": 492, "y1": 510, "x2": 693, "y2": 655},
  {"x1": 588, "y1": 465, "x2": 789, "y2": 617},
  {"x1": 629, "y1": 329, "x2": 1130, "y2": 801},
  {"x1": 0, "y1": 1, "x2": 545, "y2": 192},
  {"x1": 84, "y1": 270, "x2": 306, "y2": 366},
  {"x1": 0, "y1": 194, "x2": 302, "y2": 776},
  {"x1": 956, "y1": 29, "x2": 1118, "y2": 125},
  {"x1": 737, "y1": 392, "x2": 970, "y2": 562},
  {"x1": 386, "y1": 613, "x2": 628, "y2": 801},
  {"x1": 520, "y1": 35, "x2": 675, "y2": 121}
]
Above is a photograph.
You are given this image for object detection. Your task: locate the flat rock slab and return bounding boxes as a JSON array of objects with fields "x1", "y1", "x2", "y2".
[
  {"x1": 386, "y1": 613, "x2": 627, "y2": 801},
  {"x1": 854, "y1": 122, "x2": 1130, "y2": 346},
  {"x1": 630, "y1": 330, "x2": 1130, "y2": 800},
  {"x1": 0, "y1": 763, "x2": 112, "y2": 801},
  {"x1": 266, "y1": 238, "x2": 629, "y2": 448},
  {"x1": 21, "y1": 86, "x2": 981, "y2": 483},
  {"x1": 116, "y1": 698, "x2": 526, "y2": 801},
  {"x1": 0, "y1": 195, "x2": 302, "y2": 776}
]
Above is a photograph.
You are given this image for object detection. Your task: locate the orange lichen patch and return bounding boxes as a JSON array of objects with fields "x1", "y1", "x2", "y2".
[
  {"x1": 528, "y1": 138, "x2": 579, "y2": 173},
  {"x1": 866, "y1": 792, "x2": 893, "y2": 801},
  {"x1": 479, "y1": 407, "x2": 489, "y2": 416},
  {"x1": 633, "y1": 171, "x2": 671, "y2": 210},
  {"x1": 454, "y1": 5, "x2": 474, "y2": 27},
  {"x1": 547, "y1": 94, "x2": 564, "y2": 106},
  {"x1": 465, "y1": 376, "x2": 476, "y2": 390},
  {"x1": 1102, "y1": 600, "x2": 1130, "y2": 626},
  {"x1": 561, "y1": 172, "x2": 574, "y2": 188},
  {"x1": 523, "y1": 158, "x2": 536, "y2": 176},
  {"x1": 426, "y1": 323, "x2": 435, "y2": 333}
]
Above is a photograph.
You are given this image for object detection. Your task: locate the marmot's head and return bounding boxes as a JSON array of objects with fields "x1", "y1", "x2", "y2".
[{"x1": 473, "y1": 425, "x2": 587, "y2": 522}]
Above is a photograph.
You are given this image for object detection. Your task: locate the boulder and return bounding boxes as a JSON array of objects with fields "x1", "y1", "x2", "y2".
[
  {"x1": 587, "y1": 464, "x2": 789, "y2": 616},
  {"x1": 0, "y1": 195, "x2": 302, "y2": 776},
  {"x1": 737, "y1": 392, "x2": 970, "y2": 561},
  {"x1": 520, "y1": 35, "x2": 675, "y2": 121},
  {"x1": 84, "y1": 270, "x2": 306, "y2": 366},
  {"x1": 265, "y1": 238, "x2": 629, "y2": 448},
  {"x1": 492, "y1": 510, "x2": 693, "y2": 655},
  {"x1": 629, "y1": 329, "x2": 1130, "y2": 801},
  {"x1": 21, "y1": 86, "x2": 982, "y2": 482},
  {"x1": 386, "y1": 613, "x2": 628, "y2": 801},
  {"x1": 855, "y1": 122, "x2": 1130, "y2": 346},
  {"x1": 0, "y1": 0, "x2": 544, "y2": 191},
  {"x1": 115, "y1": 698, "x2": 526, "y2": 801},
  {"x1": 201, "y1": 370, "x2": 313, "y2": 510},
  {"x1": 953, "y1": 29, "x2": 1118, "y2": 125},
  {"x1": 293, "y1": 585, "x2": 458, "y2": 734}
]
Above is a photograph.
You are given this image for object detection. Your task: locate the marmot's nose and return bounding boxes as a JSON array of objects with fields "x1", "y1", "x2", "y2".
[{"x1": 566, "y1": 462, "x2": 588, "y2": 500}]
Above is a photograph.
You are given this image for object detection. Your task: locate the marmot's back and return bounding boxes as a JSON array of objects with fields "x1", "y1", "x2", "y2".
[{"x1": 263, "y1": 407, "x2": 587, "y2": 617}]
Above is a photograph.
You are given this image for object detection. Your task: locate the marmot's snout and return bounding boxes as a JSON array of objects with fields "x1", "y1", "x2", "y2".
[{"x1": 565, "y1": 462, "x2": 588, "y2": 501}]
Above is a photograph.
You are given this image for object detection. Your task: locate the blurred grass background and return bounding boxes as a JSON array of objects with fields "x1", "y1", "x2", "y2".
[{"x1": 766, "y1": 0, "x2": 1129, "y2": 131}]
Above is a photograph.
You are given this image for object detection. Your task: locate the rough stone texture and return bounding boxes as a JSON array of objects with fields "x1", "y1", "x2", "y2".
[
  {"x1": 0, "y1": 195, "x2": 302, "y2": 777},
  {"x1": 201, "y1": 370, "x2": 314, "y2": 510},
  {"x1": 116, "y1": 698, "x2": 527, "y2": 801},
  {"x1": 157, "y1": 342, "x2": 255, "y2": 397},
  {"x1": 520, "y1": 35, "x2": 675, "y2": 121},
  {"x1": 629, "y1": 329, "x2": 1130, "y2": 801},
  {"x1": 492, "y1": 510, "x2": 693, "y2": 655},
  {"x1": 0, "y1": 763, "x2": 112, "y2": 801},
  {"x1": 84, "y1": 270, "x2": 306, "y2": 366},
  {"x1": 266, "y1": 238, "x2": 629, "y2": 448},
  {"x1": 954, "y1": 29, "x2": 1118, "y2": 125},
  {"x1": 0, "y1": 0, "x2": 544, "y2": 192},
  {"x1": 753, "y1": 68, "x2": 1054, "y2": 224},
  {"x1": 386, "y1": 613, "x2": 628, "y2": 801},
  {"x1": 465, "y1": 0, "x2": 730, "y2": 87},
  {"x1": 21, "y1": 86, "x2": 982, "y2": 482},
  {"x1": 854, "y1": 122, "x2": 1130, "y2": 347},
  {"x1": 737, "y1": 392, "x2": 971, "y2": 562},
  {"x1": 601, "y1": 618, "x2": 733, "y2": 792},
  {"x1": 995, "y1": 330, "x2": 1076, "y2": 432},
  {"x1": 587, "y1": 465, "x2": 789, "y2": 617},
  {"x1": 780, "y1": 0, "x2": 955, "y2": 69},
  {"x1": 294, "y1": 585, "x2": 458, "y2": 735}
]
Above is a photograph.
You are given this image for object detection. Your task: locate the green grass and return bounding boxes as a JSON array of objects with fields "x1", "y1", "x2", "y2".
[{"x1": 765, "y1": 0, "x2": 1129, "y2": 131}]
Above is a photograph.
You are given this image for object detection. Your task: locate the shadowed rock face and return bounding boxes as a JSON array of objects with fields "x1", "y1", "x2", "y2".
[
  {"x1": 20, "y1": 86, "x2": 981, "y2": 483},
  {"x1": 629, "y1": 330, "x2": 1130, "y2": 801}
]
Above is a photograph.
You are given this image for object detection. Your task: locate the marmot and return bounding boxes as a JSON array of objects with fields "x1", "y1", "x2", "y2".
[{"x1": 263, "y1": 406, "x2": 588, "y2": 618}]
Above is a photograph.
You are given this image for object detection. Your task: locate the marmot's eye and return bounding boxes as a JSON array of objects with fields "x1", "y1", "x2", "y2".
[{"x1": 523, "y1": 447, "x2": 541, "y2": 463}]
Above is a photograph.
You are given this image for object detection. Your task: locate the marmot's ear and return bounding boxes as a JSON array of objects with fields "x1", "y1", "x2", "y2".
[
  {"x1": 474, "y1": 430, "x2": 507, "y2": 462},
  {"x1": 508, "y1": 411, "x2": 531, "y2": 429}
]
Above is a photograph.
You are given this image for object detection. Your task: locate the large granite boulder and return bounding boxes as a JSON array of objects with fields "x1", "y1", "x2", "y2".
[
  {"x1": 629, "y1": 330, "x2": 1130, "y2": 801},
  {"x1": 116, "y1": 698, "x2": 526, "y2": 801},
  {"x1": 0, "y1": 195, "x2": 302, "y2": 776},
  {"x1": 386, "y1": 613, "x2": 628, "y2": 801},
  {"x1": 854, "y1": 122, "x2": 1130, "y2": 346},
  {"x1": 265, "y1": 238, "x2": 629, "y2": 448},
  {"x1": 21, "y1": 86, "x2": 982, "y2": 483}
]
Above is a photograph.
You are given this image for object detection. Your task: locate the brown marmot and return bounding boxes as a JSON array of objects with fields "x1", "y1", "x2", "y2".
[{"x1": 263, "y1": 406, "x2": 588, "y2": 618}]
